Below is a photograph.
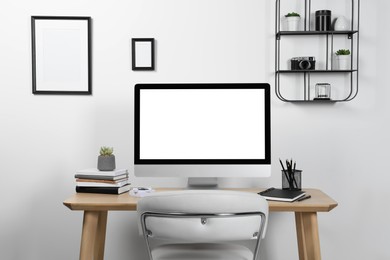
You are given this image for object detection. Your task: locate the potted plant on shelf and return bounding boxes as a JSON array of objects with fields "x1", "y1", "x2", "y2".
[
  {"x1": 285, "y1": 12, "x2": 301, "y2": 31},
  {"x1": 97, "y1": 146, "x2": 116, "y2": 171},
  {"x1": 335, "y1": 49, "x2": 351, "y2": 70}
]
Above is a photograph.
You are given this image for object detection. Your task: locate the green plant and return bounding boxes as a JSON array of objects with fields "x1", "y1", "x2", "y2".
[
  {"x1": 335, "y1": 49, "x2": 351, "y2": 55},
  {"x1": 285, "y1": 12, "x2": 300, "y2": 17},
  {"x1": 100, "y1": 146, "x2": 114, "y2": 156}
]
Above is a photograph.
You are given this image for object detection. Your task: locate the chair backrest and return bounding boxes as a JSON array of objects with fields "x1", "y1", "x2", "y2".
[{"x1": 137, "y1": 190, "x2": 268, "y2": 260}]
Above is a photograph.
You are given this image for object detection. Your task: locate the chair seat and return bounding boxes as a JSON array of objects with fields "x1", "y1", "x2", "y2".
[{"x1": 151, "y1": 243, "x2": 253, "y2": 260}]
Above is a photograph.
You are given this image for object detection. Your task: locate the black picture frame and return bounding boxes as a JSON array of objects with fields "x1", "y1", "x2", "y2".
[
  {"x1": 31, "y1": 16, "x2": 92, "y2": 95},
  {"x1": 132, "y1": 38, "x2": 155, "y2": 71}
]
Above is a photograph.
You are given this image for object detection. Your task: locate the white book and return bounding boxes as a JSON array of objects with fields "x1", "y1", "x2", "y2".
[
  {"x1": 74, "y1": 173, "x2": 128, "y2": 181},
  {"x1": 76, "y1": 168, "x2": 128, "y2": 177},
  {"x1": 76, "y1": 179, "x2": 129, "y2": 187}
]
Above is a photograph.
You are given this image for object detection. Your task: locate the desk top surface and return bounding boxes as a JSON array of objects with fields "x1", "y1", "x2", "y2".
[{"x1": 63, "y1": 188, "x2": 337, "y2": 213}]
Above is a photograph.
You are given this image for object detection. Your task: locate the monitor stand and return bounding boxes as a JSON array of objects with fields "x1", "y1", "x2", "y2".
[{"x1": 187, "y1": 177, "x2": 218, "y2": 189}]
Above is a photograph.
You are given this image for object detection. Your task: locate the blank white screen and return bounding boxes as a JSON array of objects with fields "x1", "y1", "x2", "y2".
[{"x1": 139, "y1": 89, "x2": 266, "y2": 160}]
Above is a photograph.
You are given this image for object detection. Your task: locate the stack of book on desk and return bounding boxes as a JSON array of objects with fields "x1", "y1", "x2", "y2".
[{"x1": 75, "y1": 168, "x2": 131, "y2": 194}]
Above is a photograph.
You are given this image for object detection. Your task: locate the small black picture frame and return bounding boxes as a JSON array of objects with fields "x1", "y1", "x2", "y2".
[
  {"x1": 132, "y1": 38, "x2": 155, "y2": 71},
  {"x1": 31, "y1": 16, "x2": 92, "y2": 95}
]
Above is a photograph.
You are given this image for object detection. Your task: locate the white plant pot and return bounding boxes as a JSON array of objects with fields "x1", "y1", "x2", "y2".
[
  {"x1": 336, "y1": 54, "x2": 351, "y2": 70},
  {"x1": 285, "y1": 17, "x2": 300, "y2": 31}
]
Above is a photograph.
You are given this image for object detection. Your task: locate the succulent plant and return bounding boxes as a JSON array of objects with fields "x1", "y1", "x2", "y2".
[
  {"x1": 335, "y1": 49, "x2": 351, "y2": 55},
  {"x1": 100, "y1": 146, "x2": 114, "y2": 156},
  {"x1": 285, "y1": 12, "x2": 300, "y2": 17}
]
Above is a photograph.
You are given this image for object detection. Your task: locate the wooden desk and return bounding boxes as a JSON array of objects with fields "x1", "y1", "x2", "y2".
[{"x1": 64, "y1": 188, "x2": 337, "y2": 260}]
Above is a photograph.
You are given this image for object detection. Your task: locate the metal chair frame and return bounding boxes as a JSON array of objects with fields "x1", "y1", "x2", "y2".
[{"x1": 140, "y1": 211, "x2": 267, "y2": 260}]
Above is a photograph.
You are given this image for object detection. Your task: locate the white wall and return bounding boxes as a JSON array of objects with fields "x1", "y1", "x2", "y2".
[{"x1": 0, "y1": 0, "x2": 388, "y2": 259}]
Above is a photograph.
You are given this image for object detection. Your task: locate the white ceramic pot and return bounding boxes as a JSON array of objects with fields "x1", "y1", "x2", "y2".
[
  {"x1": 285, "y1": 17, "x2": 300, "y2": 31},
  {"x1": 336, "y1": 54, "x2": 351, "y2": 70},
  {"x1": 334, "y1": 16, "x2": 349, "y2": 31}
]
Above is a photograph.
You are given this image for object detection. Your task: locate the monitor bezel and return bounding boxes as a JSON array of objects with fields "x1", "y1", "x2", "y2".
[{"x1": 134, "y1": 83, "x2": 271, "y2": 165}]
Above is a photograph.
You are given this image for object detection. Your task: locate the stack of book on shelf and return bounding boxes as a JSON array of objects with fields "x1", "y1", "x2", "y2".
[{"x1": 75, "y1": 168, "x2": 131, "y2": 194}]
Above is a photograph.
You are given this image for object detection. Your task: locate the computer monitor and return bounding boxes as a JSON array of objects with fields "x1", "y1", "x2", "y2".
[{"x1": 134, "y1": 83, "x2": 271, "y2": 187}]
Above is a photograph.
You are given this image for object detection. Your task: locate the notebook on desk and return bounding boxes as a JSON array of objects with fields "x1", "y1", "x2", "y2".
[{"x1": 258, "y1": 188, "x2": 306, "y2": 202}]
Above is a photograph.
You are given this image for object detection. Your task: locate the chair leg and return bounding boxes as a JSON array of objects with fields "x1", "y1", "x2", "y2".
[{"x1": 295, "y1": 212, "x2": 321, "y2": 260}]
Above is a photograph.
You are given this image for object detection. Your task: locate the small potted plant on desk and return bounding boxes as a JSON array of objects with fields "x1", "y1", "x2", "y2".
[
  {"x1": 335, "y1": 49, "x2": 351, "y2": 70},
  {"x1": 285, "y1": 12, "x2": 301, "y2": 31},
  {"x1": 98, "y1": 146, "x2": 116, "y2": 171}
]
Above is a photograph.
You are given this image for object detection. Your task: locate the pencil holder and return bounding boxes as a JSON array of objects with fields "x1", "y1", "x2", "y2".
[{"x1": 282, "y1": 170, "x2": 302, "y2": 190}]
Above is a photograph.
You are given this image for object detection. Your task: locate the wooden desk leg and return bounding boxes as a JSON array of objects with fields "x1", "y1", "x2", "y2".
[
  {"x1": 80, "y1": 211, "x2": 108, "y2": 260},
  {"x1": 295, "y1": 212, "x2": 321, "y2": 260},
  {"x1": 94, "y1": 211, "x2": 108, "y2": 260}
]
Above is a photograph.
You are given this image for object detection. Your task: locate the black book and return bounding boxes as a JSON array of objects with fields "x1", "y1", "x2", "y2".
[
  {"x1": 76, "y1": 184, "x2": 131, "y2": 195},
  {"x1": 258, "y1": 188, "x2": 306, "y2": 202}
]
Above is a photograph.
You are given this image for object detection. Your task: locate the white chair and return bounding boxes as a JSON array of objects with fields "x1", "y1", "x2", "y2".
[{"x1": 137, "y1": 190, "x2": 268, "y2": 260}]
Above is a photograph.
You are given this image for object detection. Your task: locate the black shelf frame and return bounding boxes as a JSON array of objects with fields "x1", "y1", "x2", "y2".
[
  {"x1": 277, "y1": 69, "x2": 357, "y2": 73},
  {"x1": 275, "y1": 0, "x2": 360, "y2": 102},
  {"x1": 276, "y1": 30, "x2": 358, "y2": 39},
  {"x1": 285, "y1": 100, "x2": 338, "y2": 104}
]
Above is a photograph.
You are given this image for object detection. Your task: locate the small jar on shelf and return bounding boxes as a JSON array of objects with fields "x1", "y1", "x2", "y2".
[
  {"x1": 314, "y1": 83, "x2": 331, "y2": 100},
  {"x1": 315, "y1": 10, "x2": 332, "y2": 31}
]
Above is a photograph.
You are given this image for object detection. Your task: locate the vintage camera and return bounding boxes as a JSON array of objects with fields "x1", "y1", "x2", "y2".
[{"x1": 290, "y1": 57, "x2": 316, "y2": 70}]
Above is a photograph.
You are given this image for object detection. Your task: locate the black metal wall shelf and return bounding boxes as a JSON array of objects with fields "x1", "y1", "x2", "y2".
[
  {"x1": 285, "y1": 100, "x2": 338, "y2": 104},
  {"x1": 277, "y1": 70, "x2": 357, "y2": 73},
  {"x1": 276, "y1": 30, "x2": 358, "y2": 39},
  {"x1": 275, "y1": 0, "x2": 360, "y2": 102}
]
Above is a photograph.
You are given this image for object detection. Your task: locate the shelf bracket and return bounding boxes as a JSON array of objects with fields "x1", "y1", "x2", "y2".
[{"x1": 348, "y1": 33, "x2": 353, "y2": 39}]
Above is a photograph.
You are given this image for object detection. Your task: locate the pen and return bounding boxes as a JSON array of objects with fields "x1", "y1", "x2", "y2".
[
  {"x1": 292, "y1": 161, "x2": 298, "y2": 188},
  {"x1": 258, "y1": 187, "x2": 275, "y2": 195},
  {"x1": 297, "y1": 195, "x2": 311, "y2": 201},
  {"x1": 279, "y1": 159, "x2": 290, "y2": 183}
]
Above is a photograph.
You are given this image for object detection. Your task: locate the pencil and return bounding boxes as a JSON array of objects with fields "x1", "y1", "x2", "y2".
[
  {"x1": 279, "y1": 159, "x2": 290, "y2": 183},
  {"x1": 297, "y1": 195, "x2": 311, "y2": 201}
]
